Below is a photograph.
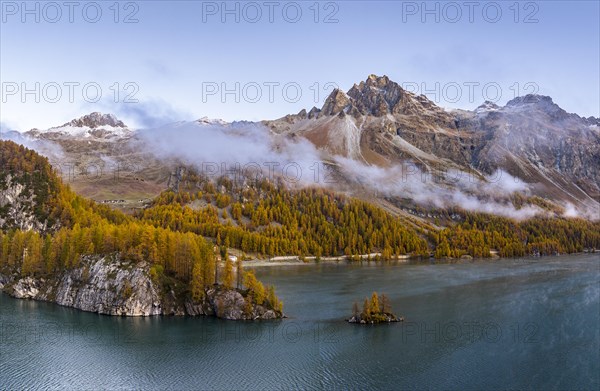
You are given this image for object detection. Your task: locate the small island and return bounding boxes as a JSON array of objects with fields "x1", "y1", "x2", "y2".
[{"x1": 347, "y1": 292, "x2": 403, "y2": 324}]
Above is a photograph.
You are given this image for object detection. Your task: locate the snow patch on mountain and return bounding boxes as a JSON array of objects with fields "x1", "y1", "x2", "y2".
[
  {"x1": 25, "y1": 113, "x2": 133, "y2": 141},
  {"x1": 197, "y1": 117, "x2": 229, "y2": 126}
]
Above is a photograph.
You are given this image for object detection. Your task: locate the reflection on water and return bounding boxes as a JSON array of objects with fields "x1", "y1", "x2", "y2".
[{"x1": 1, "y1": 255, "x2": 598, "y2": 389}]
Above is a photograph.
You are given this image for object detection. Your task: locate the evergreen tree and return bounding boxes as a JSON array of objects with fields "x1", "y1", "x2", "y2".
[
  {"x1": 361, "y1": 298, "x2": 371, "y2": 321},
  {"x1": 370, "y1": 292, "x2": 380, "y2": 315},
  {"x1": 190, "y1": 260, "x2": 205, "y2": 302},
  {"x1": 222, "y1": 256, "x2": 234, "y2": 289},
  {"x1": 244, "y1": 270, "x2": 266, "y2": 305}
]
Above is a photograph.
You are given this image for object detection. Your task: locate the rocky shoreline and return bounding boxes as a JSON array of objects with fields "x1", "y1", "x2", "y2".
[
  {"x1": 0, "y1": 255, "x2": 283, "y2": 320},
  {"x1": 347, "y1": 292, "x2": 404, "y2": 324},
  {"x1": 347, "y1": 314, "x2": 404, "y2": 324}
]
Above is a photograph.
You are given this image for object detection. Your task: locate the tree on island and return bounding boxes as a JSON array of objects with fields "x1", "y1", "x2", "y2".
[
  {"x1": 243, "y1": 270, "x2": 266, "y2": 305},
  {"x1": 370, "y1": 292, "x2": 379, "y2": 314},
  {"x1": 267, "y1": 285, "x2": 283, "y2": 313},
  {"x1": 362, "y1": 298, "x2": 371, "y2": 320},
  {"x1": 350, "y1": 292, "x2": 402, "y2": 324},
  {"x1": 243, "y1": 270, "x2": 284, "y2": 313}
]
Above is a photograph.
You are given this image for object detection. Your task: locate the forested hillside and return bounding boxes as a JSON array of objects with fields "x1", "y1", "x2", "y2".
[
  {"x1": 0, "y1": 140, "x2": 280, "y2": 313},
  {"x1": 135, "y1": 168, "x2": 600, "y2": 259},
  {"x1": 137, "y1": 177, "x2": 430, "y2": 259},
  {"x1": 434, "y1": 213, "x2": 600, "y2": 258},
  {"x1": 1, "y1": 140, "x2": 599, "y2": 297}
]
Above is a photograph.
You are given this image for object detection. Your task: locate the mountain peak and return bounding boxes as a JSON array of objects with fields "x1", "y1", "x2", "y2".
[
  {"x1": 475, "y1": 101, "x2": 501, "y2": 114},
  {"x1": 506, "y1": 94, "x2": 554, "y2": 107},
  {"x1": 319, "y1": 75, "x2": 404, "y2": 117},
  {"x1": 364, "y1": 74, "x2": 392, "y2": 88},
  {"x1": 321, "y1": 74, "x2": 447, "y2": 118},
  {"x1": 321, "y1": 89, "x2": 353, "y2": 116},
  {"x1": 26, "y1": 112, "x2": 131, "y2": 140},
  {"x1": 505, "y1": 94, "x2": 575, "y2": 121},
  {"x1": 60, "y1": 112, "x2": 127, "y2": 129}
]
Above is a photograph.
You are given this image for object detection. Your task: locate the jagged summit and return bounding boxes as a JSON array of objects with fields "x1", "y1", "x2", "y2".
[
  {"x1": 24, "y1": 112, "x2": 132, "y2": 140},
  {"x1": 57, "y1": 112, "x2": 127, "y2": 129},
  {"x1": 347, "y1": 74, "x2": 405, "y2": 116},
  {"x1": 321, "y1": 89, "x2": 353, "y2": 116},
  {"x1": 320, "y1": 75, "x2": 444, "y2": 118}
]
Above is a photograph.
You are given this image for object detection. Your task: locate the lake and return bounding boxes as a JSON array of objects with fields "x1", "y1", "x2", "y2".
[{"x1": 1, "y1": 254, "x2": 598, "y2": 390}]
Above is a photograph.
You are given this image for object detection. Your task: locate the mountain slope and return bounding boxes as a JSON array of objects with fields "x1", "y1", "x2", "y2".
[
  {"x1": 8, "y1": 75, "x2": 600, "y2": 220},
  {"x1": 265, "y1": 75, "x2": 600, "y2": 216},
  {"x1": 0, "y1": 141, "x2": 63, "y2": 231},
  {"x1": 0, "y1": 140, "x2": 284, "y2": 319}
]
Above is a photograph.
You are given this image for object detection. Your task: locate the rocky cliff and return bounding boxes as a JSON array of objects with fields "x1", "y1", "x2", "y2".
[
  {"x1": 0, "y1": 174, "x2": 48, "y2": 232},
  {"x1": 0, "y1": 255, "x2": 283, "y2": 320}
]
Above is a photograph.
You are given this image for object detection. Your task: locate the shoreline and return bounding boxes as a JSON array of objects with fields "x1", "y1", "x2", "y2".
[
  {"x1": 243, "y1": 253, "x2": 411, "y2": 267},
  {"x1": 244, "y1": 251, "x2": 599, "y2": 268}
]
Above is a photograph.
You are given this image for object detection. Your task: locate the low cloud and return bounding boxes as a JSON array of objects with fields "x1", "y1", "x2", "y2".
[
  {"x1": 334, "y1": 157, "x2": 543, "y2": 220},
  {"x1": 136, "y1": 120, "x2": 323, "y2": 186},
  {"x1": 0, "y1": 131, "x2": 65, "y2": 161},
  {"x1": 135, "y1": 120, "x2": 548, "y2": 219}
]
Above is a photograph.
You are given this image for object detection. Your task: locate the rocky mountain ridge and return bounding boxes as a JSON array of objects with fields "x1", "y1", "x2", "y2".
[
  {"x1": 265, "y1": 75, "x2": 599, "y2": 215},
  {"x1": 7, "y1": 75, "x2": 599, "y2": 218},
  {"x1": 24, "y1": 112, "x2": 133, "y2": 141},
  {"x1": 59, "y1": 112, "x2": 127, "y2": 129}
]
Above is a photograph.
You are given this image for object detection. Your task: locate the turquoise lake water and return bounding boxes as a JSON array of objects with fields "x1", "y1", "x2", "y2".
[{"x1": 1, "y1": 254, "x2": 598, "y2": 390}]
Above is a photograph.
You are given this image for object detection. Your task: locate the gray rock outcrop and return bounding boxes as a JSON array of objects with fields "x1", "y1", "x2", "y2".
[
  {"x1": 0, "y1": 174, "x2": 48, "y2": 232},
  {"x1": 1, "y1": 255, "x2": 283, "y2": 320},
  {"x1": 185, "y1": 287, "x2": 280, "y2": 320}
]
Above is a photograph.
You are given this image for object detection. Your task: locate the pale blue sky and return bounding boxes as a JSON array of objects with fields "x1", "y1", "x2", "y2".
[{"x1": 1, "y1": 0, "x2": 598, "y2": 130}]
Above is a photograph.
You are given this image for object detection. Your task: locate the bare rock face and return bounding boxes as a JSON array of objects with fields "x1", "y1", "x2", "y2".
[
  {"x1": 332, "y1": 74, "x2": 456, "y2": 123},
  {"x1": 470, "y1": 94, "x2": 600, "y2": 201},
  {"x1": 347, "y1": 74, "x2": 404, "y2": 116},
  {"x1": 185, "y1": 287, "x2": 284, "y2": 320},
  {"x1": 184, "y1": 300, "x2": 213, "y2": 317},
  {"x1": 2, "y1": 255, "x2": 284, "y2": 320},
  {"x1": 321, "y1": 89, "x2": 353, "y2": 116},
  {"x1": 46, "y1": 257, "x2": 163, "y2": 316},
  {"x1": 308, "y1": 106, "x2": 321, "y2": 119},
  {"x1": 23, "y1": 112, "x2": 133, "y2": 144},
  {"x1": 211, "y1": 288, "x2": 247, "y2": 319},
  {"x1": 60, "y1": 112, "x2": 127, "y2": 129},
  {"x1": 4, "y1": 256, "x2": 163, "y2": 316},
  {"x1": 10, "y1": 277, "x2": 40, "y2": 299},
  {"x1": 0, "y1": 274, "x2": 9, "y2": 289},
  {"x1": 0, "y1": 174, "x2": 48, "y2": 232}
]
